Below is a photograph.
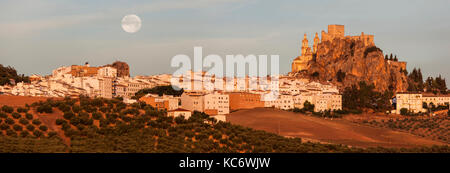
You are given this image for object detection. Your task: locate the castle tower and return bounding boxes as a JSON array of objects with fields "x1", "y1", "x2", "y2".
[
  {"x1": 301, "y1": 34, "x2": 309, "y2": 55},
  {"x1": 328, "y1": 24, "x2": 344, "y2": 38},
  {"x1": 313, "y1": 32, "x2": 320, "y2": 54}
]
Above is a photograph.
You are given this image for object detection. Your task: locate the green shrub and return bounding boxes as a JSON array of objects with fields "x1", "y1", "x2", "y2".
[
  {"x1": 61, "y1": 123, "x2": 70, "y2": 131},
  {"x1": 37, "y1": 103, "x2": 53, "y2": 113},
  {"x1": 48, "y1": 131, "x2": 58, "y2": 137},
  {"x1": 0, "y1": 123, "x2": 9, "y2": 130},
  {"x1": 26, "y1": 124, "x2": 35, "y2": 131},
  {"x1": 63, "y1": 111, "x2": 75, "y2": 120},
  {"x1": 78, "y1": 112, "x2": 90, "y2": 119},
  {"x1": 0, "y1": 112, "x2": 7, "y2": 118},
  {"x1": 33, "y1": 130, "x2": 43, "y2": 137},
  {"x1": 19, "y1": 118, "x2": 29, "y2": 125},
  {"x1": 213, "y1": 132, "x2": 222, "y2": 140},
  {"x1": 400, "y1": 108, "x2": 408, "y2": 115},
  {"x1": 70, "y1": 117, "x2": 81, "y2": 126},
  {"x1": 16, "y1": 107, "x2": 28, "y2": 113},
  {"x1": 13, "y1": 124, "x2": 23, "y2": 131},
  {"x1": 364, "y1": 46, "x2": 382, "y2": 57},
  {"x1": 32, "y1": 119, "x2": 41, "y2": 125},
  {"x1": 55, "y1": 119, "x2": 67, "y2": 125},
  {"x1": 106, "y1": 113, "x2": 118, "y2": 119},
  {"x1": 92, "y1": 112, "x2": 102, "y2": 120},
  {"x1": 63, "y1": 128, "x2": 77, "y2": 137},
  {"x1": 39, "y1": 125, "x2": 48, "y2": 132},
  {"x1": 174, "y1": 116, "x2": 186, "y2": 124},
  {"x1": 72, "y1": 105, "x2": 81, "y2": 113},
  {"x1": 303, "y1": 101, "x2": 315, "y2": 112},
  {"x1": 80, "y1": 118, "x2": 93, "y2": 126},
  {"x1": 25, "y1": 113, "x2": 33, "y2": 120},
  {"x1": 58, "y1": 104, "x2": 71, "y2": 112},
  {"x1": 20, "y1": 131, "x2": 30, "y2": 138},
  {"x1": 76, "y1": 124, "x2": 85, "y2": 131},
  {"x1": 83, "y1": 105, "x2": 97, "y2": 113},
  {"x1": 20, "y1": 131, "x2": 30, "y2": 137},
  {"x1": 6, "y1": 129, "x2": 17, "y2": 137},
  {"x1": 5, "y1": 118, "x2": 14, "y2": 125},
  {"x1": 1, "y1": 105, "x2": 14, "y2": 113},
  {"x1": 11, "y1": 112, "x2": 21, "y2": 119},
  {"x1": 99, "y1": 107, "x2": 109, "y2": 113}
]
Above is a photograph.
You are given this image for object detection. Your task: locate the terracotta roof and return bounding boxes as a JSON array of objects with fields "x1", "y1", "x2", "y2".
[
  {"x1": 168, "y1": 108, "x2": 191, "y2": 112},
  {"x1": 422, "y1": 93, "x2": 450, "y2": 97}
]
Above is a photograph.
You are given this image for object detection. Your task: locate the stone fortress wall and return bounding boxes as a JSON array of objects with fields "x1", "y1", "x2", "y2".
[
  {"x1": 292, "y1": 25, "x2": 378, "y2": 73},
  {"x1": 321, "y1": 24, "x2": 374, "y2": 46}
]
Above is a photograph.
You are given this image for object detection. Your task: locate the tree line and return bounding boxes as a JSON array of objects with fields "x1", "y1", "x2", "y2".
[
  {"x1": 132, "y1": 85, "x2": 184, "y2": 99},
  {"x1": 407, "y1": 68, "x2": 447, "y2": 94},
  {"x1": 342, "y1": 81, "x2": 393, "y2": 113},
  {"x1": 0, "y1": 64, "x2": 30, "y2": 86}
]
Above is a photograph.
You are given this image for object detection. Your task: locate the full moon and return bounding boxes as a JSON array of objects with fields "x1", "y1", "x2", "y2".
[{"x1": 121, "y1": 14, "x2": 142, "y2": 33}]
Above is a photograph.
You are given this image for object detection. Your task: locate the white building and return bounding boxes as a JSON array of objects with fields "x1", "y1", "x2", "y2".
[
  {"x1": 168, "y1": 108, "x2": 192, "y2": 119},
  {"x1": 396, "y1": 93, "x2": 425, "y2": 113},
  {"x1": 99, "y1": 77, "x2": 113, "y2": 98},
  {"x1": 98, "y1": 67, "x2": 117, "y2": 78},
  {"x1": 204, "y1": 92, "x2": 230, "y2": 115},
  {"x1": 396, "y1": 93, "x2": 450, "y2": 113},
  {"x1": 264, "y1": 94, "x2": 294, "y2": 110},
  {"x1": 181, "y1": 92, "x2": 230, "y2": 115},
  {"x1": 180, "y1": 92, "x2": 205, "y2": 112},
  {"x1": 139, "y1": 94, "x2": 180, "y2": 111}
]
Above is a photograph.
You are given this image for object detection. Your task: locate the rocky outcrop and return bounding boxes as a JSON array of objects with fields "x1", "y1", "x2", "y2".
[
  {"x1": 293, "y1": 38, "x2": 408, "y2": 92},
  {"x1": 104, "y1": 61, "x2": 130, "y2": 77}
]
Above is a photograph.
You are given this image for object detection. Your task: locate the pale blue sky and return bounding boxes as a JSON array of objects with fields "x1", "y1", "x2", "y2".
[{"x1": 1, "y1": 0, "x2": 449, "y2": 85}]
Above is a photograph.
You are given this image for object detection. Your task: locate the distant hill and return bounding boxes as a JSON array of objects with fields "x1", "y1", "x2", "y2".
[{"x1": 0, "y1": 64, "x2": 29, "y2": 85}]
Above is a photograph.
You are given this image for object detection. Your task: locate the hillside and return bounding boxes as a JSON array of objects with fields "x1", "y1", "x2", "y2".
[
  {"x1": 0, "y1": 95, "x2": 449, "y2": 153},
  {"x1": 227, "y1": 108, "x2": 446, "y2": 148},
  {"x1": 293, "y1": 37, "x2": 408, "y2": 92}
]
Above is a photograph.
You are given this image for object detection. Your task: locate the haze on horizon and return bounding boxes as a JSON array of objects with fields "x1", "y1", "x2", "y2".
[{"x1": 1, "y1": 0, "x2": 449, "y2": 85}]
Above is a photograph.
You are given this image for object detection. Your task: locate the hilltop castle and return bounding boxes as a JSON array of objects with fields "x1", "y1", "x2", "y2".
[{"x1": 292, "y1": 25, "x2": 375, "y2": 72}]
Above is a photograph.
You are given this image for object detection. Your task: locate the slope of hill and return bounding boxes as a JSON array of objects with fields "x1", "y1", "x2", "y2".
[
  {"x1": 227, "y1": 108, "x2": 446, "y2": 148},
  {"x1": 0, "y1": 96, "x2": 449, "y2": 153},
  {"x1": 293, "y1": 37, "x2": 408, "y2": 92}
]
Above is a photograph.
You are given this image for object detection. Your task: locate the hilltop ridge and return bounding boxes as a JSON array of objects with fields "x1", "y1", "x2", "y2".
[{"x1": 291, "y1": 25, "x2": 408, "y2": 92}]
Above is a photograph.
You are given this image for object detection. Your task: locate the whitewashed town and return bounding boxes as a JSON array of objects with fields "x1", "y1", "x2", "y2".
[
  {"x1": 0, "y1": 60, "x2": 344, "y2": 121},
  {"x1": 2, "y1": 59, "x2": 449, "y2": 120},
  {"x1": 1, "y1": 25, "x2": 450, "y2": 122}
]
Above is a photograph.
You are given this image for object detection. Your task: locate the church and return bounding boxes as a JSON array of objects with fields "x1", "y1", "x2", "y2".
[{"x1": 291, "y1": 32, "x2": 319, "y2": 72}]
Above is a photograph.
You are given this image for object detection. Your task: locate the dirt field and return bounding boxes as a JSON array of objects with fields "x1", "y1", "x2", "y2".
[
  {"x1": 0, "y1": 95, "x2": 58, "y2": 107},
  {"x1": 227, "y1": 108, "x2": 446, "y2": 148}
]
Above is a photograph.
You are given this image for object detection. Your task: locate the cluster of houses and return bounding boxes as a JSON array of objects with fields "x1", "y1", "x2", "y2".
[
  {"x1": 0, "y1": 63, "x2": 171, "y2": 99},
  {"x1": 0, "y1": 63, "x2": 345, "y2": 121},
  {"x1": 135, "y1": 71, "x2": 343, "y2": 121},
  {"x1": 3, "y1": 62, "x2": 449, "y2": 121}
]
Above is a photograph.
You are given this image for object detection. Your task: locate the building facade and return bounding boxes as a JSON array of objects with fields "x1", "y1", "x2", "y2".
[{"x1": 396, "y1": 93, "x2": 450, "y2": 113}]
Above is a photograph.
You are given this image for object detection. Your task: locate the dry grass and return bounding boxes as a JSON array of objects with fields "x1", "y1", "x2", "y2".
[{"x1": 227, "y1": 108, "x2": 445, "y2": 148}]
